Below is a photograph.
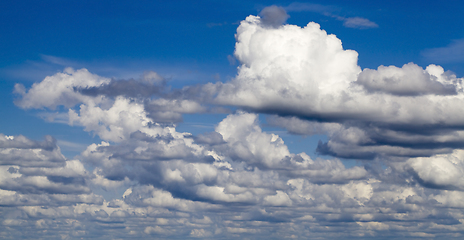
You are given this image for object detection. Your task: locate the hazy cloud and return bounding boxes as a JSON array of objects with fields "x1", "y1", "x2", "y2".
[
  {"x1": 285, "y1": 2, "x2": 378, "y2": 29},
  {"x1": 422, "y1": 39, "x2": 464, "y2": 63},
  {"x1": 342, "y1": 16, "x2": 379, "y2": 29}
]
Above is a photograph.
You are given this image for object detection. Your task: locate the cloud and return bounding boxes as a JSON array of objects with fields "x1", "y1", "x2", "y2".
[
  {"x1": 259, "y1": 5, "x2": 289, "y2": 28},
  {"x1": 213, "y1": 15, "x2": 464, "y2": 128},
  {"x1": 356, "y1": 63, "x2": 457, "y2": 96},
  {"x1": 0, "y1": 134, "x2": 98, "y2": 201},
  {"x1": 201, "y1": 15, "x2": 464, "y2": 162},
  {"x1": 6, "y1": 9, "x2": 464, "y2": 240},
  {"x1": 285, "y1": 3, "x2": 378, "y2": 29},
  {"x1": 341, "y1": 17, "x2": 379, "y2": 29},
  {"x1": 422, "y1": 39, "x2": 464, "y2": 63},
  {"x1": 78, "y1": 72, "x2": 165, "y2": 98},
  {"x1": 407, "y1": 150, "x2": 464, "y2": 190},
  {"x1": 14, "y1": 67, "x2": 110, "y2": 109}
]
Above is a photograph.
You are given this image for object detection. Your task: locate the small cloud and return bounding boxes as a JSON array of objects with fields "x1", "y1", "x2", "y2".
[
  {"x1": 212, "y1": 73, "x2": 220, "y2": 81},
  {"x1": 284, "y1": 3, "x2": 377, "y2": 29},
  {"x1": 40, "y1": 54, "x2": 79, "y2": 66},
  {"x1": 422, "y1": 39, "x2": 464, "y2": 63},
  {"x1": 207, "y1": 22, "x2": 227, "y2": 28},
  {"x1": 227, "y1": 55, "x2": 236, "y2": 65},
  {"x1": 342, "y1": 17, "x2": 378, "y2": 29},
  {"x1": 259, "y1": 5, "x2": 289, "y2": 28}
]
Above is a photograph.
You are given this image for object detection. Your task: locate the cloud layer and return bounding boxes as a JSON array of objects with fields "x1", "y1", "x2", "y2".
[{"x1": 4, "y1": 8, "x2": 464, "y2": 240}]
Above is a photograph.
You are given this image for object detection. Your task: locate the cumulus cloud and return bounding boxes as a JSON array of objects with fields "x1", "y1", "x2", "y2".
[
  {"x1": 0, "y1": 134, "x2": 97, "y2": 202},
  {"x1": 407, "y1": 150, "x2": 464, "y2": 190},
  {"x1": 198, "y1": 14, "x2": 464, "y2": 162},
  {"x1": 212, "y1": 15, "x2": 464, "y2": 129},
  {"x1": 356, "y1": 63, "x2": 457, "y2": 96},
  {"x1": 14, "y1": 67, "x2": 110, "y2": 109},
  {"x1": 6, "y1": 8, "x2": 464, "y2": 240}
]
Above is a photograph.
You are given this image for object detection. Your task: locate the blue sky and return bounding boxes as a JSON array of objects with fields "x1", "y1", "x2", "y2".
[{"x1": 2, "y1": 1, "x2": 464, "y2": 239}]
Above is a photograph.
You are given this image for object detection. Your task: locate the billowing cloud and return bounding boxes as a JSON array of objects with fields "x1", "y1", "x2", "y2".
[
  {"x1": 356, "y1": 63, "x2": 457, "y2": 96},
  {"x1": 5, "y1": 8, "x2": 464, "y2": 240},
  {"x1": 14, "y1": 67, "x2": 110, "y2": 109}
]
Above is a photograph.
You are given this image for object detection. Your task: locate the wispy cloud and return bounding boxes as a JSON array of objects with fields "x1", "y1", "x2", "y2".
[
  {"x1": 422, "y1": 39, "x2": 464, "y2": 63},
  {"x1": 340, "y1": 16, "x2": 378, "y2": 29},
  {"x1": 285, "y1": 2, "x2": 378, "y2": 29}
]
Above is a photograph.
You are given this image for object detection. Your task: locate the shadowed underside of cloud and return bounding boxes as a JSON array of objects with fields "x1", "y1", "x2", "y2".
[{"x1": 5, "y1": 6, "x2": 464, "y2": 240}]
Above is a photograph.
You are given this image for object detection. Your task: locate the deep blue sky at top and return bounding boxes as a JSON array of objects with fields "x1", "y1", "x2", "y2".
[
  {"x1": 2, "y1": 0, "x2": 463, "y2": 74},
  {"x1": 1, "y1": 0, "x2": 463, "y2": 157}
]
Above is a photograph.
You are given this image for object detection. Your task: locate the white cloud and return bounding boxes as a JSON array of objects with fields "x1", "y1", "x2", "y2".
[
  {"x1": 14, "y1": 68, "x2": 110, "y2": 109},
  {"x1": 204, "y1": 15, "x2": 464, "y2": 162},
  {"x1": 5, "y1": 9, "x2": 464, "y2": 240},
  {"x1": 356, "y1": 63, "x2": 457, "y2": 96},
  {"x1": 407, "y1": 150, "x2": 464, "y2": 189}
]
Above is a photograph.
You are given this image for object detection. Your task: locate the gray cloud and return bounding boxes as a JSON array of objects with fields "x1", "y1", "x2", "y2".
[
  {"x1": 285, "y1": 2, "x2": 378, "y2": 29},
  {"x1": 0, "y1": 134, "x2": 56, "y2": 151},
  {"x1": 342, "y1": 17, "x2": 378, "y2": 29},
  {"x1": 259, "y1": 5, "x2": 289, "y2": 28},
  {"x1": 78, "y1": 71, "x2": 166, "y2": 98}
]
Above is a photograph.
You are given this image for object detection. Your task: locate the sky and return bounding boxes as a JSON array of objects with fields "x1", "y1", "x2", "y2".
[{"x1": 1, "y1": 0, "x2": 464, "y2": 239}]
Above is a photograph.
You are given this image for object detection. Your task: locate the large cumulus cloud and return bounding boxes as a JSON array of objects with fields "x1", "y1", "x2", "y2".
[
  {"x1": 212, "y1": 14, "x2": 464, "y2": 128},
  {"x1": 207, "y1": 13, "x2": 464, "y2": 161}
]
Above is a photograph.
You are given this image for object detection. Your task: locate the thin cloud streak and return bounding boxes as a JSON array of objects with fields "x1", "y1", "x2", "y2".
[
  {"x1": 422, "y1": 39, "x2": 464, "y2": 63},
  {"x1": 285, "y1": 2, "x2": 378, "y2": 29}
]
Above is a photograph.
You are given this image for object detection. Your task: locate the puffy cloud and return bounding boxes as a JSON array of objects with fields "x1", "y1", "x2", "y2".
[
  {"x1": 356, "y1": 63, "x2": 457, "y2": 96},
  {"x1": 6, "y1": 9, "x2": 464, "y2": 240},
  {"x1": 407, "y1": 150, "x2": 464, "y2": 190},
  {"x1": 14, "y1": 67, "x2": 207, "y2": 142},
  {"x1": 0, "y1": 134, "x2": 97, "y2": 204},
  {"x1": 14, "y1": 67, "x2": 109, "y2": 109},
  {"x1": 212, "y1": 15, "x2": 464, "y2": 129},
  {"x1": 214, "y1": 112, "x2": 367, "y2": 183},
  {"x1": 197, "y1": 15, "x2": 464, "y2": 163},
  {"x1": 0, "y1": 135, "x2": 64, "y2": 168},
  {"x1": 68, "y1": 96, "x2": 157, "y2": 142}
]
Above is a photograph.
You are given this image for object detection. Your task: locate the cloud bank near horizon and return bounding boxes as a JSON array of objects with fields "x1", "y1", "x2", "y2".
[{"x1": 4, "y1": 7, "x2": 464, "y2": 239}]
